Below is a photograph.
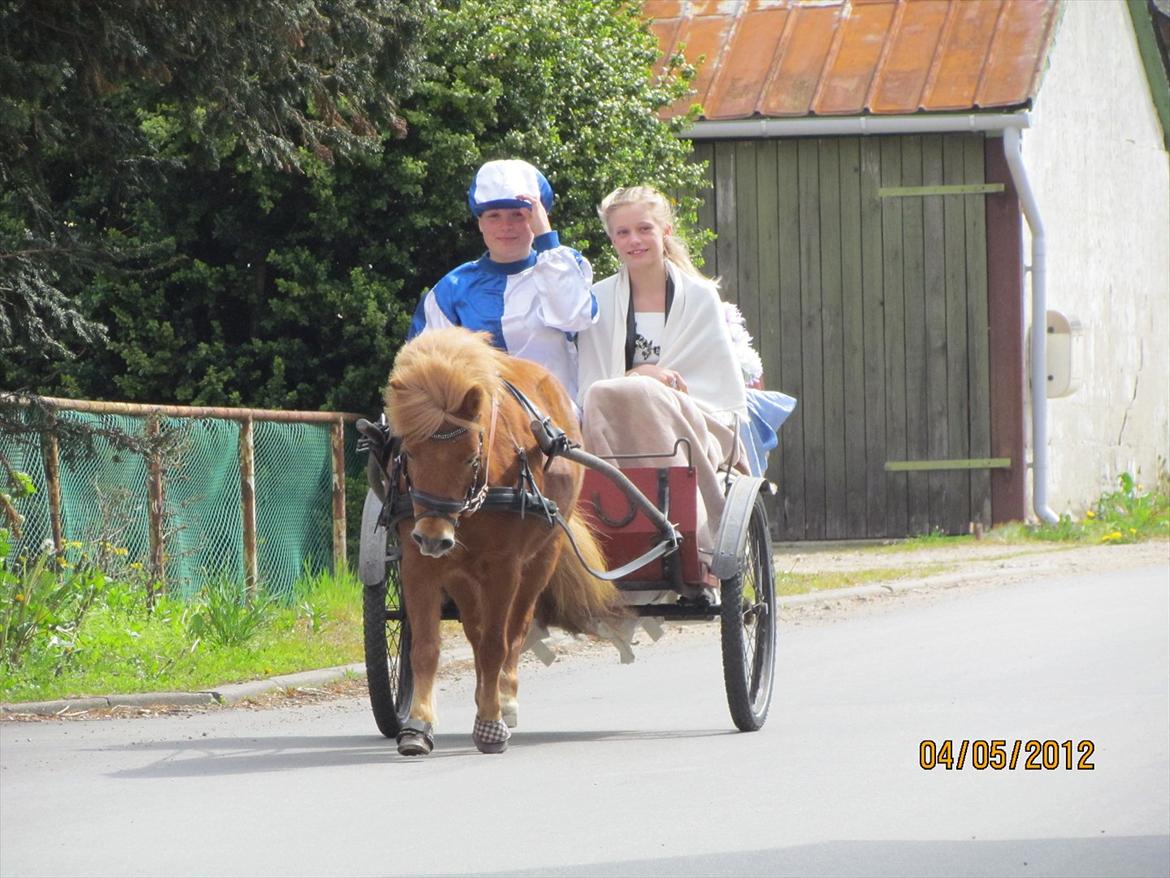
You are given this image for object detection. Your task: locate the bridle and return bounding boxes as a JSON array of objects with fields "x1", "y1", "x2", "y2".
[{"x1": 402, "y1": 396, "x2": 500, "y2": 528}]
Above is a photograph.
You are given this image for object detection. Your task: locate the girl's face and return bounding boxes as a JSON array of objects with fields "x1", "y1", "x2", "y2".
[
  {"x1": 606, "y1": 203, "x2": 669, "y2": 270},
  {"x1": 478, "y1": 208, "x2": 534, "y2": 263}
]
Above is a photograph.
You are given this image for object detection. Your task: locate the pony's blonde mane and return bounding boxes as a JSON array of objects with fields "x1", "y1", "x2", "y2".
[{"x1": 384, "y1": 328, "x2": 505, "y2": 443}]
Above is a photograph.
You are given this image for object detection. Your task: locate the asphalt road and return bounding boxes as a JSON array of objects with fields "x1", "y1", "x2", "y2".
[{"x1": 1, "y1": 563, "x2": 1168, "y2": 878}]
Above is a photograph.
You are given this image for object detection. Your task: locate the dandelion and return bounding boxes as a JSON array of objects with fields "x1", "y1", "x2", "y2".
[
  {"x1": 1102, "y1": 531, "x2": 1123, "y2": 543},
  {"x1": 114, "y1": 547, "x2": 129, "y2": 557},
  {"x1": 1084, "y1": 509, "x2": 1096, "y2": 520},
  {"x1": 13, "y1": 593, "x2": 24, "y2": 603}
]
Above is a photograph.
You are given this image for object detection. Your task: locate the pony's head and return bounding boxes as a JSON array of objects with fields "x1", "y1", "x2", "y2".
[{"x1": 384, "y1": 328, "x2": 505, "y2": 557}]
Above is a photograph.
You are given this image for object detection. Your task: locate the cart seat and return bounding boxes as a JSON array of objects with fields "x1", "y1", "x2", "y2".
[{"x1": 579, "y1": 464, "x2": 704, "y2": 586}]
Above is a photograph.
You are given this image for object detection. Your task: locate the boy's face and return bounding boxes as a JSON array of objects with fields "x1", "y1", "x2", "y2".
[{"x1": 478, "y1": 208, "x2": 534, "y2": 263}]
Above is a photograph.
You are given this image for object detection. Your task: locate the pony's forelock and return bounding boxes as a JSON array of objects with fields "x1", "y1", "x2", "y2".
[{"x1": 384, "y1": 329, "x2": 505, "y2": 443}]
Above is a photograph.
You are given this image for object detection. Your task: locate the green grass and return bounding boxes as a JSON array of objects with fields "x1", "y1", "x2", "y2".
[
  {"x1": 0, "y1": 556, "x2": 364, "y2": 704},
  {"x1": 865, "y1": 473, "x2": 1169, "y2": 549},
  {"x1": 774, "y1": 564, "x2": 953, "y2": 597}
]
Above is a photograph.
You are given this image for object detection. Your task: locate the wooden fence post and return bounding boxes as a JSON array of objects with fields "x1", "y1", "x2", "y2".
[
  {"x1": 145, "y1": 415, "x2": 166, "y2": 607},
  {"x1": 42, "y1": 430, "x2": 64, "y2": 553},
  {"x1": 239, "y1": 416, "x2": 258, "y2": 600},
  {"x1": 331, "y1": 417, "x2": 347, "y2": 573}
]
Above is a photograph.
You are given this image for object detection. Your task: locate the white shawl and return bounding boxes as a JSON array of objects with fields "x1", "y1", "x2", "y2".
[{"x1": 576, "y1": 262, "x2": 748, "y2": 420}]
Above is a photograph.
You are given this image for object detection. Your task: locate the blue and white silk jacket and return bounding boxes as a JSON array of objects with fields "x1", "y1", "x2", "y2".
[{"x1": 408, "y1": 231, "x2": 596, "y2": 402}]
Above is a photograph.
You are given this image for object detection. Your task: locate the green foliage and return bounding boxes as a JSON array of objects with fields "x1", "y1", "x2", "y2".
[
  {"x1": 1, "y1": 0, "x2": 431, "y2": 369},
  {"x1": 187, "y1": 575, "x2": 275, "y2": 648},
  {"x1": 1086, "y1": 471, "x2": 1170, "y2": 543},
  {"x1": 0, "y1": 534, "x2": 108, "y2": 669},
  {"x1": 1, "y1": 461, "x2": 36, "y2": 535},
  {"x1": 2, "y1": 0, "x2": 705, "y2": 417},
  {"x1": 996, "y1": 472, "x2": 1170, "y2": 544}
]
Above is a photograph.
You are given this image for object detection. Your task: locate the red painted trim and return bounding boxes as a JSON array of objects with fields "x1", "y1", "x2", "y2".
[{"x1": 984, "y1": 139, "x2": 1027, "y2": 524}]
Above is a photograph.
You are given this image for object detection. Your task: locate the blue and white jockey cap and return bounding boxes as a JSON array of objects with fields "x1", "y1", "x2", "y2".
[{"x1": 467, "y1": 159, "x2": 554, "y2": 216}]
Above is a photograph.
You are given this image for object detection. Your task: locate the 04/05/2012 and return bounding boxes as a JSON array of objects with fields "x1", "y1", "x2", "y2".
[{"x1": 919, "y1": 739, "x2": 1096, "y2": 771}]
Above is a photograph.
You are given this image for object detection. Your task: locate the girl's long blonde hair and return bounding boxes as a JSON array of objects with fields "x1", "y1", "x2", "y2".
[{"x1": 597, "y1": 186, "x2": 706, "y2": 280}]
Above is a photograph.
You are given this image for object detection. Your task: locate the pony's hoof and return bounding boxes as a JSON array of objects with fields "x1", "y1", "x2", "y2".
[
  {"x1": 473, "y1": 717, "x2": 511, "y2": 754},
  {"x1": 396, "y1": 719, "x2": 434, "y2": 757}
]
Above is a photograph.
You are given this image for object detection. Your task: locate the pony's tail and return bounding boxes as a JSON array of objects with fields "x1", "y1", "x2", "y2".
[{"x1": 537, "y1": 516, "x2": 628, "y2": 636}]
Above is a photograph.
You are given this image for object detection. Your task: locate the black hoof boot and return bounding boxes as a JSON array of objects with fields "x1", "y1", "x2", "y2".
[{"x1": 396, "y1": 719, "x2": 434, "y2": 756}]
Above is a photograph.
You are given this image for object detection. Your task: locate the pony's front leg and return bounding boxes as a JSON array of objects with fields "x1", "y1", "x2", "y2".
[
  {"x1": 398, "y1": 564, "x2": 443, "y2": 756},
  {"x1": 471, "y1": 587, "x2": 516, "y2": 754}
]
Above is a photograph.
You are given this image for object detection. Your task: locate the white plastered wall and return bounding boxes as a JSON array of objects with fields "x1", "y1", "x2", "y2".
[{"x1": 1021, "y1": 0, "x2": 1170, "y2": 514}]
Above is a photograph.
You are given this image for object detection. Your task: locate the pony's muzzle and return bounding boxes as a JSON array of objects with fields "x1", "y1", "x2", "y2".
[{"x1": 412, "y1": 523, "x2": 456, "y2": 557}]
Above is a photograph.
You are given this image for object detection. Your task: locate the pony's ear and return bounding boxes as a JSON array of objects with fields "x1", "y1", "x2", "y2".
[{"x1": 453, "y1": 385, "x2": 483, "y2": 423}]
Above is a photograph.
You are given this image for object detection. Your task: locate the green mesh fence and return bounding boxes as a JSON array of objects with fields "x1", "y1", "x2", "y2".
[
  {"x1": 162, "y1": 416, "x2": 244, "y2": 600},
  {"x1": 2, "y1": 408, "x2": 357, "y2": 602},
  {"x1": 2, "y1": 426, "x2": 52, "y2": 557},
  {"x1": 254, "y1": 420, "x2": 333, "y2": 598},
  {"x1": 56, "y1": 411, "x2": 152, "y2": 570}
]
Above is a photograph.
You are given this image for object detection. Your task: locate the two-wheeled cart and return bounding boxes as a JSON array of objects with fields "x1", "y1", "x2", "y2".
[{"x1": 356, "y1": 414, "x2": 777, "y2": 736}]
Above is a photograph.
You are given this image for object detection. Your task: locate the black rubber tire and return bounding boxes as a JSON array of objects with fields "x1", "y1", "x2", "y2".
[
  {"x1": 720, "y1": 493, "x2": 777, "y2": 732},
  {"x1": 363, "y1": 560, "x2": 413, "y2": 739}
]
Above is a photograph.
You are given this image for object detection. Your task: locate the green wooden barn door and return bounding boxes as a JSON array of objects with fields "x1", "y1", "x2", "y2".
[{"x1": 693, "y1": 133, "x2": 992, "y2": 539}]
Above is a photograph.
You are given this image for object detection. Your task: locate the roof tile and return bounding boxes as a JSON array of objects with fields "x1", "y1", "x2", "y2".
[{"x1": 642, "y1": 0, "x2": 1059, "y2": 119}]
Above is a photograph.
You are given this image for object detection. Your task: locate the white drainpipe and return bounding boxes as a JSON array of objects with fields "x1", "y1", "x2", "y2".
[
  {"x1": 1001, "y1": 126, "x2": 1059, "y2": 524},
  {"x1": 686, "y1": 112, "x2": 1059, "y2": 524}
]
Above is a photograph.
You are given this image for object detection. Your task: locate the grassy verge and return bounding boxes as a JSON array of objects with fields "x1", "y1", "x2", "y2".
[
  {"x1": 0, "y1": 556, "x2": 364, "y2": 704},
  {"x1": 2, "y1": 474, "x2": 1164, "y2": 704},
  {"x1": 774, "y1": 564, "x2": 953, "y2": 598}
]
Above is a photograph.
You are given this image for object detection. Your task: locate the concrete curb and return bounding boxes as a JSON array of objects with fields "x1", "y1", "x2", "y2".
[{"x1": 0, "y1": 665, "x2": 369, "y2": 717}]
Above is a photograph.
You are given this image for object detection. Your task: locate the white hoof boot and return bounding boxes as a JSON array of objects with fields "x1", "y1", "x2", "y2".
[{"x1": 473, "y1": 717, "x2": 511, "y2": 754}]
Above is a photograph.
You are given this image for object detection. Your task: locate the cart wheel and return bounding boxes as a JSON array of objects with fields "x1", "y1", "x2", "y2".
[
  {"x1": 719, "y1": 493, "x2": 777, "y2": 731},
  {"x1": 363, "y1": 560, "x2": 414, "y2": 738}
]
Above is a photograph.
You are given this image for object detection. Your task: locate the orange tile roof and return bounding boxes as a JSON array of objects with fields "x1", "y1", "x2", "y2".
[{"x1": 647, "y1": 0, "x2": 1060, "y2": 119}]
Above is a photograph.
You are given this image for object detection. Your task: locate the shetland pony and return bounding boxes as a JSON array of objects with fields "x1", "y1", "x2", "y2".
[{"x1": 384, "y1": 327, "x2": 624, "y2": 755}]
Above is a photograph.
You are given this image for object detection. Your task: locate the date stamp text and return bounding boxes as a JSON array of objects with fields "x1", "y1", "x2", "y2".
[{"x1": 919, "y1": 739, "x2": 1095, "y2": 771}]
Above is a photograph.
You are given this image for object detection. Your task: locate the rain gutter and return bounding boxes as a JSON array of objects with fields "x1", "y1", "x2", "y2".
[{"x1": 685, "y1": 112, "x2": 1058, "y2": 524}]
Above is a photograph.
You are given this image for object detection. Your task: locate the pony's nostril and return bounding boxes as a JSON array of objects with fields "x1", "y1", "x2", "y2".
[
  {"x1": 411, "y1": 532, "x2": 425, "y2": 547},
  {"x1": 438, "y1": 537, "x2": 455, "y2": 553}
]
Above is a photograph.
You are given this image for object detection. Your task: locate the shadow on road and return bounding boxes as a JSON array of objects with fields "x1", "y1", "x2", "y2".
[
  {"x1": 467, "y1": 835, "x2": 1170, "y2": 878},
  {"x1": 101, "y1": 728, "x2": 735, "y2": 778}
]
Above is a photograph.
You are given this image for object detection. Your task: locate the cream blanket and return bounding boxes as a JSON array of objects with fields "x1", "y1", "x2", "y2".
[
  {"x1": 576, "y1": 263, "x2": 747, "y2": 422},
  {"x1": 581, "y1": 376, "x2": 741, "y2": 554}
]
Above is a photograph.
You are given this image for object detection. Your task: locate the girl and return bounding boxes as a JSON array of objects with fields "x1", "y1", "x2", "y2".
[{"x1": 576, "y1": 186, "x2": 748, "y2": 559}]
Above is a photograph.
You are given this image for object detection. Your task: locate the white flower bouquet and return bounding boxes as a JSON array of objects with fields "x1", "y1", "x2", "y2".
[{"x1": 723, "y1": 301, "x2": 763, "y2": 388}]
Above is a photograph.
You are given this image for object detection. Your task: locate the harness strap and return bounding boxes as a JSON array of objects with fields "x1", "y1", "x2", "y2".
[
  {"x1": 461, "y1": 394, "x2": 500, "y2": 517},
  {"x1": 502, "y1": 379, "x2": 575, "y2": 464}
]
